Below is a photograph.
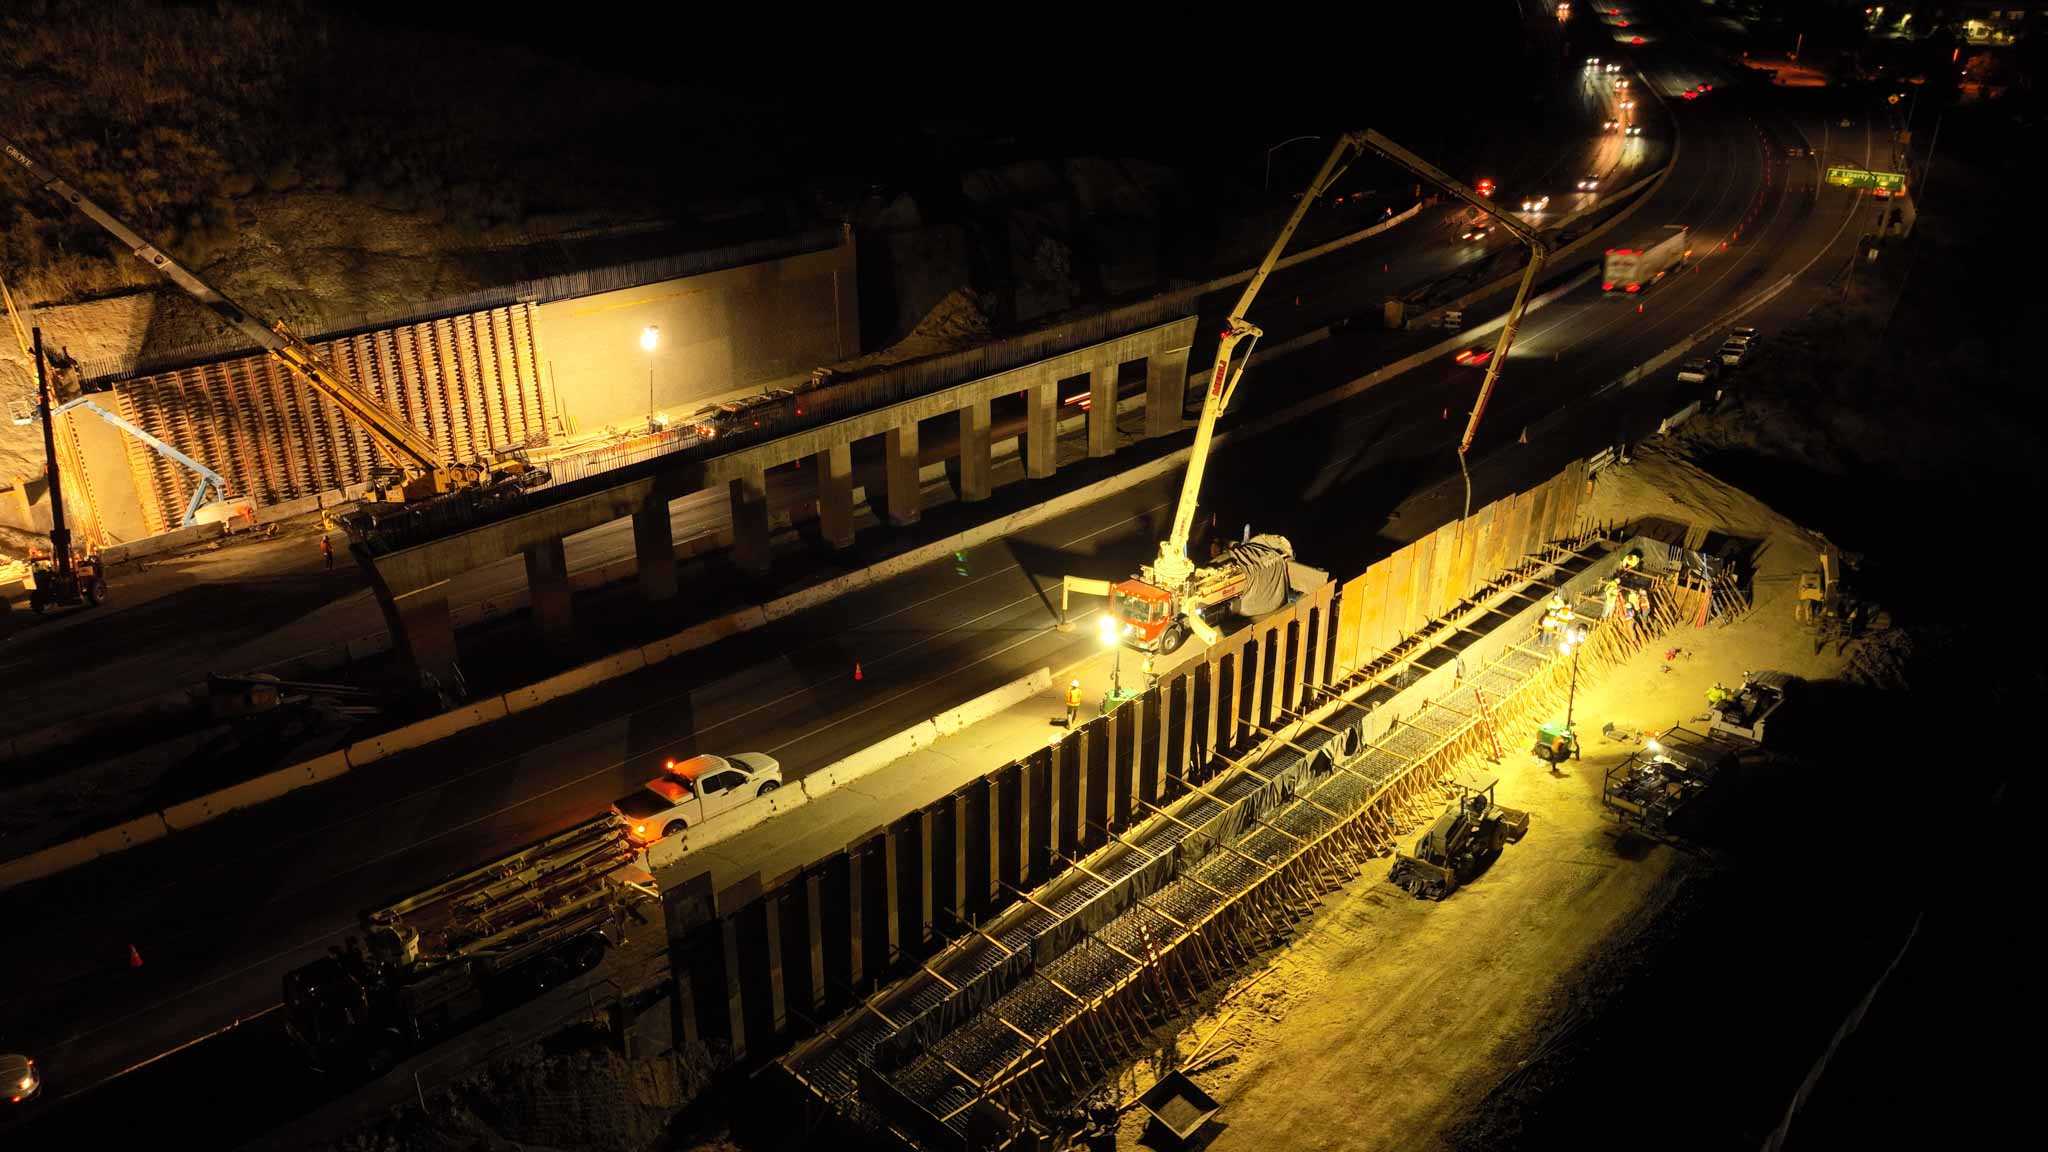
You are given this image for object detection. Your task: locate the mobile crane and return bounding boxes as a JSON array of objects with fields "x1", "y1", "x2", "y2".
[
  {"x1": 1062, "y1": 130, "x2": 1549, "y2": 653},
  {"x1": 282, "y1": 814, "x2": 655, "y2": 1074},
  {"x1": 0, "y1": 132, "x2": 540, "y2": 511}
]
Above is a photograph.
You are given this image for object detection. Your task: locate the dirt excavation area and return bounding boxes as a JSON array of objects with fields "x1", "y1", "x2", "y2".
[{"x1": 1098, "y1": 450, "x2": 1869, "y2": 1152}]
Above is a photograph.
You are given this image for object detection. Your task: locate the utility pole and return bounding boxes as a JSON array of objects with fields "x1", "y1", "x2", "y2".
[{"x1": 33, "y1": 326, "x2": 72, "y2": 581}]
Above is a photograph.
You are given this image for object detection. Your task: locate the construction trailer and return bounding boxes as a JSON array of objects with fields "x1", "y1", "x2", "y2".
[
  {"x1": 1388, "y1": 769, "x2": 1530, "y2": 900},
  {"x1": 282, "y1": 814, "x2": 654, "y2": 1074}
]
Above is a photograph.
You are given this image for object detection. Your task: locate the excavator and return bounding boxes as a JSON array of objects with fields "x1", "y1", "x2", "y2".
[
  {"x1": 0, "y1": 132, "x2": 543, "y2": 518},
  {"x1": 1062, "y1": 130, "x2": 1550, "y2": 654}
]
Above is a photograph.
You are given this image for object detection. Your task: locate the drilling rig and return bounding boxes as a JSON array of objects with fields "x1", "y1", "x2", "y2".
[{"x1": 1062, "y1": 130, "x2": 1550, "y2": 654}]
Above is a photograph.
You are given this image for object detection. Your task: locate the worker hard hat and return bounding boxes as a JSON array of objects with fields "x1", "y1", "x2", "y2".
[{"x1": 1070, "y1": 679, "x2": 1081, "y2": 688}]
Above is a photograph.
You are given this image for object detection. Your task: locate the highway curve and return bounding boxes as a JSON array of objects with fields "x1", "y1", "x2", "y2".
[{"x1": 0, "y1": 27, "x2": 1871, "y2": 1150}]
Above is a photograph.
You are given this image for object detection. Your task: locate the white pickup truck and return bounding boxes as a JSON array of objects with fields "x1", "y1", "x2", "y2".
[{"x1": 613, "y1": 753, "x2": 783, "y2": 844}]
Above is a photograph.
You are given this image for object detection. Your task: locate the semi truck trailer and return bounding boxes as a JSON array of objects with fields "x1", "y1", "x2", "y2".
[{"x1": 1602, "y1": 224, "x2": 1691, "y2": 294}]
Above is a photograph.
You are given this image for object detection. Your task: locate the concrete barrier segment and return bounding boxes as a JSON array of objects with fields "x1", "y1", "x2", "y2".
[
  {"x1": 0, "y1": 836, "x2": 101, "y2": 893},
  {"x1": 502, "y1": 648, "x2": 650, "y2": 714},
  {"x1": 345, "y1": 698, "x2": 509, "y2": 767},
  {"x1": 83, "y1": 813, "x2": 169, "y2": 855},
  {"x1": 160, "y1": 750, "x2": 351, "y2": 831}
]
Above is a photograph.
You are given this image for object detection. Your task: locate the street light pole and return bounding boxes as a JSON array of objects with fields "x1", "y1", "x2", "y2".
[
  {"x1": 1564, "y1": 631, "x2": 1583, "y2": 730},
  {"x1": 641, "y1": 325, "x2": 660, "y2": 430},
  {"x1": 1265, "y1": 136, "x2": 1321, "y2": 193},
  {"x1": 1099, "y1": 612, "x2": 1125, "y2": 702}
]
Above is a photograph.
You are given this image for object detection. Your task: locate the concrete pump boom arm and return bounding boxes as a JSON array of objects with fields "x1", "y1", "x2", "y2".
[
  {"x1": 0, "y1": 132, "x2": 445, "y2": 476},
  {"x1": 1156, "y1": 134, "x2": 1366, "y2": 586},
  {"x1": 1349, "y1": 130, "x2": 1550, "y2": 515}
]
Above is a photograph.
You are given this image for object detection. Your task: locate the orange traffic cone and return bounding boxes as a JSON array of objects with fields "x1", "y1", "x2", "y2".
[
  {"x1": 1637, "y1": 303, "x2": 1644, "y2": 314},
  {"x1": 128, "y1": 944, "x2": 143, "y2": 969},
  {"x1": 854, "y1": 662, "x2": 864, "y2": 682}
]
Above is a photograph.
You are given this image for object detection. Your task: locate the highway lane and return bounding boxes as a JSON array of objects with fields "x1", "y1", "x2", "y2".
[
  {"x1": 0, "y1": 49, "x2": 1786, "y2": 1149},
  {"x1": 0, "y1": 72, "x2": 1651, "y2": 743}
]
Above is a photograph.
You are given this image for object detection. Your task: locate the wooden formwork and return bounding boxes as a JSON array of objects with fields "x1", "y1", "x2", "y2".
[
  {"x1": 111, "y1": 302, "x2": 556, "y2": 533},
  {"x1": 961, "y1": 575, "x2": 1710, "y2": 1142}
]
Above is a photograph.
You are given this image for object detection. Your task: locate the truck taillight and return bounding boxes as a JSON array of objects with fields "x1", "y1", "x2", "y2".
[{"x1": 1626, "y1": 284, "x2": 1641, "y2": 292}]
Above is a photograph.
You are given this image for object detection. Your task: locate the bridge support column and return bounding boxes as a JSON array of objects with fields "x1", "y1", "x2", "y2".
[
  {"x1": 388, "y1": 580, "x2": 459, "y2": 687},
  {"x1": 1087, "y1": 365, "x2": 1117, "y2": 458},
  {"x1": 730, "y1": 465, "x2": 771, "y2": 576},
  {"x1": 815, "y1": 442, "x2": 855, "y2": 549},
  {"x1": 1146, "y1": 346, "x2": 1190, "y2": 439},
  {"x1": 523, "y1": 536, "x2": 574, "y2": 649},
  {"x1": 956, "y1": 398, "x2": 992, "y2": 502},
  {"x1": 633, "y1": 501, "x2": 677, "y2": 603},
  {"x1": 882, "y1": 422, "x2": 921, "y2": 526},
  {"x1": 1022, "y1": 379, "x2": 1057, "y2": 480}
]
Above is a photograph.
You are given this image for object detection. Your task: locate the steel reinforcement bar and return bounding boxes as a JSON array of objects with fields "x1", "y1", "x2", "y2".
[
  {"x1": 775, "y1": 534, "x2": 1603, "y2": 1109},
  {"x1": 776, "y1": 529, "x2": 1696, "y2": 1146},
  {"x1": 876, "y1": 573, "x2": 1706, "y2": 1148}
]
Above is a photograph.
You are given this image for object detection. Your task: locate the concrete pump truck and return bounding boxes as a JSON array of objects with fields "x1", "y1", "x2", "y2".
[{"x1": 1062, "y1": 130, "x2": 1549, "y2": 654}]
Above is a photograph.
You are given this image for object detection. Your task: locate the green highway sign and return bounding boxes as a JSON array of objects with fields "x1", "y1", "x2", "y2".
[{"x1": 1825, "y1": 167, "x2": 1906, "y2": 192}]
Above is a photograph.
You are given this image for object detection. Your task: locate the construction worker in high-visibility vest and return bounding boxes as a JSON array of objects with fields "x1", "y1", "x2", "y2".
[
  {"x1": 1602, "y1": 577, "x2": 1622, "y2": 618},
  {"x1": 1540, "y1": 594, "x2": 1574, "y2": 640},
  {"x1": 1064, "y1": 679, "x2": 1083, "y2": 728}
]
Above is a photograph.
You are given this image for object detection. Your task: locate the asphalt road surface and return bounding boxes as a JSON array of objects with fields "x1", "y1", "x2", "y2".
[
  {"x1": 0, "y1": 28, "x2": 1877, "y2": 1151},
  {"x1": 0, "y1": 74, "x2": 1652, "y2": 745}
]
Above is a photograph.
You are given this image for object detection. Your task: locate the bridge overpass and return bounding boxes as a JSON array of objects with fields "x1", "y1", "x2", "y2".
[{"x1": 360, "y1": 316, "x2": 1197, "y2": 680}]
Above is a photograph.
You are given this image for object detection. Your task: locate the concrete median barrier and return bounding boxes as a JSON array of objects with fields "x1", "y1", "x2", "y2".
[
  {"x1": 644, "y1": 666, "x2": 1052, "y2": 871},
  {"x1": 641, "y1": 607, "x2": 768, "y2": 666},
  {"x1": 645, "y1": 783, "x2": 813, "y2": 869},
  {"x1": 0, "y1": 747, "x2": 350, "y2": 892},
  {"x1": 83, "y1": 813, "x2": 169, "y2": 855},
  {"x1": 161, "y1": 749, "x2": 351, "y2": 831},
  {"x1": 931, "y1": 667, "x2": 1052, "y2": 738},
  {"x1": 0, "y1": 835, "x2": 102, "y2": 892},
  {"x1": 346, "y1": 698, "x2": 510, "y2": 767},
  {"x1": 503, "y1": 648, "x2": 649, "y2": 714}
]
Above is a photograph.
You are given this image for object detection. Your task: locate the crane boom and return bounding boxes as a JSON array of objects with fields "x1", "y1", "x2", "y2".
[{"x1": 0, "y1": 132, "x2": 446, "y2": 477}]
